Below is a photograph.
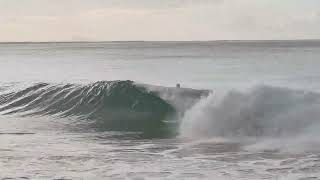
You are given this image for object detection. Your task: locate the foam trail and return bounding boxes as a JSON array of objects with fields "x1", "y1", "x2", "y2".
[{"x1": 180, "y1": 85, "x2": 320, "y2": 140}]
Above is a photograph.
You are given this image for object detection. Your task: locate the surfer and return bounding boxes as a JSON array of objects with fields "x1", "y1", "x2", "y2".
[{"x1": 176, "y1": 83, "x2": 180, "y2": 88}]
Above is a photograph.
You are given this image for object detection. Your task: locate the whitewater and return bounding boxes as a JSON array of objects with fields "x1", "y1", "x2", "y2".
[{"x1": 1, "y1": 41, "x2": 320, "y2": 179}]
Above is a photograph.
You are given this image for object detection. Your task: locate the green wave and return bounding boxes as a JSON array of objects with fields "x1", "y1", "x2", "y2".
[{"x1": 0, "y1": 81, "x2": 176, "y2": 137}]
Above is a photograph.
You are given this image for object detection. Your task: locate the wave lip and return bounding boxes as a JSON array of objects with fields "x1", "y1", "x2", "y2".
[{"x1": 0, "y1": 81, "x2": 176, "y2": 135}]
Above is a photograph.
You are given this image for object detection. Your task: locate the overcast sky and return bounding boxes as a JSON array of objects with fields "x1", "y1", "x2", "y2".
[{"x1": 0, "y1": 0, "x2": 320, "y2": 41}]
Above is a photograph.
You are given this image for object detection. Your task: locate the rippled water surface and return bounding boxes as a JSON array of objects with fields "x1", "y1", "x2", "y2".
[{"x1": 1, "y1": 41, "x2": 320, "y2": 179}]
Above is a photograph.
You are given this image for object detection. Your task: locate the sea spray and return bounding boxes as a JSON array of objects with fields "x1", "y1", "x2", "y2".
[{"x1": 180, "y1": 85, "x2": 320, "y2": 139}]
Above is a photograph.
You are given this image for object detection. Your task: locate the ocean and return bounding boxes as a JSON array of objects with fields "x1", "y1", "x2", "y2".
[{"x1": 1, "y1": 41, "x2": 320, "y2": 179}]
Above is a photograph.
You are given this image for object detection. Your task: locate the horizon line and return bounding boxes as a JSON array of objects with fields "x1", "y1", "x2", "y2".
[{"x1": 1, "y1": 39, "x2": 320, "y2": 44}]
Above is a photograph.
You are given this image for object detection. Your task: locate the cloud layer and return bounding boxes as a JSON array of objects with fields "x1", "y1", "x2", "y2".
[{"x1": 0, "y1": 0, "x2": 319, "y2": 41}]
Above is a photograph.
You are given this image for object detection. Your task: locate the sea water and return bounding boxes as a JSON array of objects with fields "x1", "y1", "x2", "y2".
[{"x1": 1, "y1": 41, "x2": 320, "y2": 179}]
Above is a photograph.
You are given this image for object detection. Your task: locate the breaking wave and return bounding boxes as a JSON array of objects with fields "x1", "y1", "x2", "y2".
[
  {"x1": 180, "y1": 85, "x2": 320, "y2": 139},
  {"x1": 3, "y1": 81, "x2": 319, "y2": 140},
  {"x1": 0, "y1": 80, "x2": 208, "y2": 137}
]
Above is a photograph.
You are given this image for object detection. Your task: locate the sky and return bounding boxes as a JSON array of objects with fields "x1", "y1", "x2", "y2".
[{"x1": 0, "y1": 0, "x2": 320, "y2": 42}]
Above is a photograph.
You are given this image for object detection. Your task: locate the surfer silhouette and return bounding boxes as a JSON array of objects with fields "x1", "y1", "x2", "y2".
[{"x1": 176, "y1": 83, "x2": 180, "y2": 88}]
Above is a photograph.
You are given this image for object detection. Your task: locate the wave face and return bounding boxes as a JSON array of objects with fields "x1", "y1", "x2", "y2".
[
  {"x1": 0, "y1": 81, "x2": 179, "y2": 135},
  {"x1": 6, "y1": 81, "x2": 318, "y2": 140},
  {"x1": 181, "y1": 86, "x2": 320, "y2": 138}
]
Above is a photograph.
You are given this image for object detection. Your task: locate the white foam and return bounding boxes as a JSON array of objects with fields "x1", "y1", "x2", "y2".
[{"x1": 180, "y1": 85, "x2": 320, "y2": 151}]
